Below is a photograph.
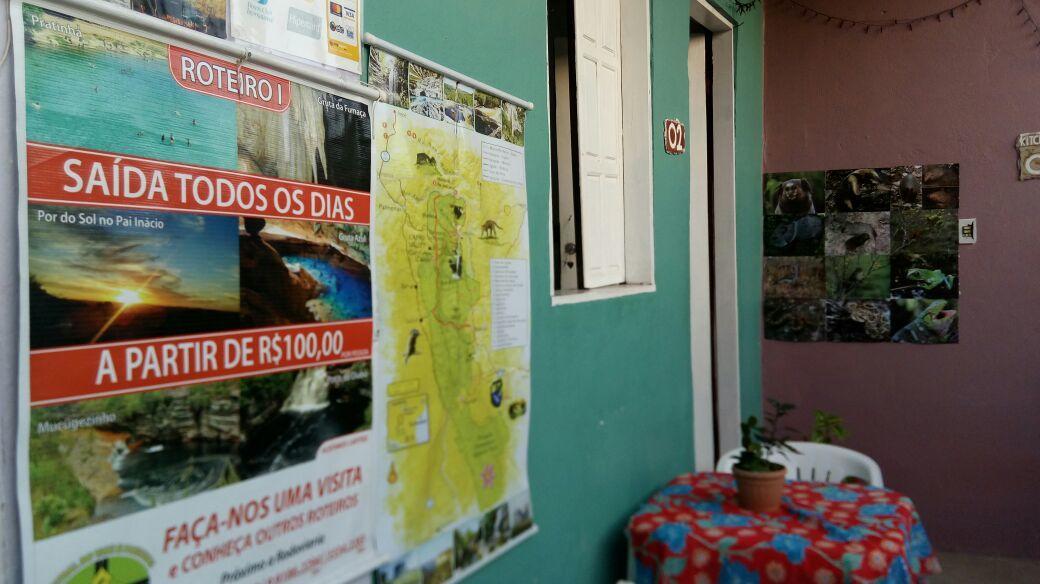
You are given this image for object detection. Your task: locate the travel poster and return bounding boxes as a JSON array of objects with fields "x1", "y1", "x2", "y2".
[
  {"x1": 230, "y1": 0, "x2": 362, "y2": 75},
  {"x1": 14, "y1": 3, "x2": 378, "y2": 582}
]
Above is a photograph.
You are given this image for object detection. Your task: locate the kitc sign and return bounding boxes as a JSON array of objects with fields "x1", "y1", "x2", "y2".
[{"x1": 1017, "y1": 132, "x2": 1040, "y2": 181}]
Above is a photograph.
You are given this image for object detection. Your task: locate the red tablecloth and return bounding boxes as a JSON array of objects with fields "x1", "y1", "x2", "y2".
[{"x1": 627, "y1": 473, "x2": 941, "y2": 583}]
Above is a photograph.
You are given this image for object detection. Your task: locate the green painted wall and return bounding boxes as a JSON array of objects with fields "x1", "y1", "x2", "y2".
[
  {"x1": 727, "y1": 3, "x2": 765, "y2": 422},
  {"x1": 366, "y1": 1, "x2": 762, "y2": 581}
]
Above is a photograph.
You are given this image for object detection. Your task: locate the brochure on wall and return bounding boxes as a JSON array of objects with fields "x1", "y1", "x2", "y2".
[
  {"x1": 101, "y1": 0, "x2": 228, "y2": 38},
  {"x1": 13, "y1": 2, "x2": 380, "y2": 582},
  {"x1": 368, "y1": 47, "x2": 536, "y2": 583},
  {"x1": 230, "y1": 0, "x2": 362, "y2": 75}
]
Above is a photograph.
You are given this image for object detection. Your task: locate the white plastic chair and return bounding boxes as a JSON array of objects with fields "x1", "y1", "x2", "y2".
[{"x1": 716, "y1": 441, "x2": 884, "y2": 487}]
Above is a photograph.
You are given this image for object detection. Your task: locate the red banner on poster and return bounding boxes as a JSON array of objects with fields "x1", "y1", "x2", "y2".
[
  {"x1": 26, "y1": 142, "x2": 370, "y2": 225},
  {"x1": 168, "y1": 46, "x2": 292, "y2": 112},
  {"x1": 29, "y1": 320, "x2": 372, "y2": 405}
]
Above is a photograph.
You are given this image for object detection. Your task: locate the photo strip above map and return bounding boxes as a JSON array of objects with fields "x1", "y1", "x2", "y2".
[{"x1": 763, "y1": 165, "x2": 961, "y2": 344}]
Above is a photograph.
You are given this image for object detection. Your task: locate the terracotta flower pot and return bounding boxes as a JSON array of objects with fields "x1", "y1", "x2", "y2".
[{"x1": 733, "y1": 466, "x2": 787, "y2": 513}]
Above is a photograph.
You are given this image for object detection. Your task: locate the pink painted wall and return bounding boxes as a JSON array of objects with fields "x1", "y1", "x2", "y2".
[{"x1": 763, "y1": 0, "x2": 1040, "y2": 558}]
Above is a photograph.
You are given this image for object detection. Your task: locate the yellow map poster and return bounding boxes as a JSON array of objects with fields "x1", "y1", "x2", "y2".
[{"x1": 370, "y1": 100, "x2": 532, "y2": 562}]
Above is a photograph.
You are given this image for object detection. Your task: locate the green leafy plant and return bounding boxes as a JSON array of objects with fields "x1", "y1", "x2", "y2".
[
  {"x1": 810, "y1": 410, "x2": 848, "y2": 444},
  {"x1": 734, "y1": 399, "x2": 800, "y2": 472}
]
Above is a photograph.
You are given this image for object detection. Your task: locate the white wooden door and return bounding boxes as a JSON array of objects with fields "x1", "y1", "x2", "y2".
[{"x1": 574, "y1": 0, "x2": 626, "y2": 288}]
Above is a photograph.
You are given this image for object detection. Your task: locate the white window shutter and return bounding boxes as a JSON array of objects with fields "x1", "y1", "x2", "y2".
[{"x1": 574, "y1": 0, "x2": 626, "y2": 288}]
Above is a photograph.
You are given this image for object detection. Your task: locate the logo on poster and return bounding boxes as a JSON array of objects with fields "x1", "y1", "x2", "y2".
[
  {"x1": 288, "y1": 7, "x2": 322, "y2": 39},
  {"x1": 247, "y1": 0, "x2": 275, "y2": 22},
  {"x1": 52, "y1": 545, "x2": 154, "y2": 584}
]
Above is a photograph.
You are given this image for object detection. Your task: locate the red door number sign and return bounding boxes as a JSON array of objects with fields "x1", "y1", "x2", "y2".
[{"x1": 664, "y1": 119, "x2": 686, "y2": 155}]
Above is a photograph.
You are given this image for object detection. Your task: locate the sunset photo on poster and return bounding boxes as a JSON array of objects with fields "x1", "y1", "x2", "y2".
[{"x1": 28, "y1": 206, "x2": 239, "y2": 349}]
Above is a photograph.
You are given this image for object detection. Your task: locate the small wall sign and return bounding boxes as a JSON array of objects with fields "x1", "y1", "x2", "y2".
[
  {"x1": 959, "y1": 218, "x2": 977, "y2": 244},
  {"x1": 664, "y1": 118, "x2": 686, "y2": 155},
  {"x1": 1017, "y1": 132, "x2": 1040, "y2": 180}
]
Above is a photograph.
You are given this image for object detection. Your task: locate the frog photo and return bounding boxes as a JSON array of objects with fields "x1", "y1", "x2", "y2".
[{"x1": 890, "y1": 254, "x2": 958, "y2": 299}]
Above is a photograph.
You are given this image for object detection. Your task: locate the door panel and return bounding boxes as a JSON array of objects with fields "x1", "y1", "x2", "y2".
[{"x1": 574, "y1": 0, "x2": 625, "y2": 288}]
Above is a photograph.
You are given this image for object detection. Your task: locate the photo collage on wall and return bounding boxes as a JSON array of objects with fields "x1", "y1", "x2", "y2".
[
  {"x1": 369, "y1": 46, "x2": 526, "y2": 146},
  {"x1": 763, "y1": 165, "x2": 960, "y2": 344}
]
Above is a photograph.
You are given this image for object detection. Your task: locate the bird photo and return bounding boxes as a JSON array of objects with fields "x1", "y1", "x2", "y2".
[{"x1": 824, "y1": 212, "x2": 890, "y2": 256}]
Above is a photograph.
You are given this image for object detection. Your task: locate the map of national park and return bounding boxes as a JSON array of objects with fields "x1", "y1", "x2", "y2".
[{"x1": 372, "y1": 104, "x2": 531, "y2": 549}]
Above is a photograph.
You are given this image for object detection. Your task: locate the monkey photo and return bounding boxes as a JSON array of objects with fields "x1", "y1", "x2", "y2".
[
  {"x1": 776, "y1": 179, "x2": 816, "y2": 215},
  {"x1": 763, "y1": 171, "x2": 825, "y2": 216}
]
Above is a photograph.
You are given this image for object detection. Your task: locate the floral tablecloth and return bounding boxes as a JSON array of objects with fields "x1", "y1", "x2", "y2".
[{"x1": 627, "y1": 473, "x2": 941, "y2": 583}]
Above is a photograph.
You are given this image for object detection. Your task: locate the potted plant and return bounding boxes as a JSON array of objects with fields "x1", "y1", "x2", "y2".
[
  {"x1": 732, "y1": 399, "x2": 799, "y2": 513},
  {"x1": 810, "y1": 409, "x2": 848, "y2": 444}
]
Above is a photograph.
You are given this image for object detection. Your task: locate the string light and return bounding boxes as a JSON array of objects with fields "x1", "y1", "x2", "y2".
[
  {"x1": 734, "y1": 0, "x2": 759, "y2": 15},
  {"x1": 1020, "y1": 0, "x2": 1040, "y2": 48},
  {"x1": 776, "y1": 0, "x2": 984, "y2": 33}
]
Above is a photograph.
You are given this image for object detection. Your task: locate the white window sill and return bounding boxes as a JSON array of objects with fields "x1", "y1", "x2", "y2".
[{"x1": 550, "y1": 283, "x2": 656, "y2": 306}]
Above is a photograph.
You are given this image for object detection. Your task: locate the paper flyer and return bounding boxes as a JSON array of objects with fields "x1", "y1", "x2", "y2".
[
  {"x1": 230, "y1": 0, "x2": 362, "y2": 75},
  {"x1": 368, "y1": 46, "x2": 536, "y2": 582},
  {"x1": 13, "y1": 2, "x2": 379, "y2": 582}
]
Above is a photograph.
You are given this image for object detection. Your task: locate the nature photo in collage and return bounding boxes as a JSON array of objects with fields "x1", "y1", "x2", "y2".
[
  {"x1": 762, "y1": 164, "x2": 960, "y2": 344},
  {"x1": 408, "y1": 62, "x2": 445, "y2": 120},
  {"x1": 369, "y1": 47, "x2": 410, "y2": 108}
]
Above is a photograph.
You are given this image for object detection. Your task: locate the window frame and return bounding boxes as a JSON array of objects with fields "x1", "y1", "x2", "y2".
[{"x1": 548, "y1": 0, "x2": 655, "y2": 305}]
